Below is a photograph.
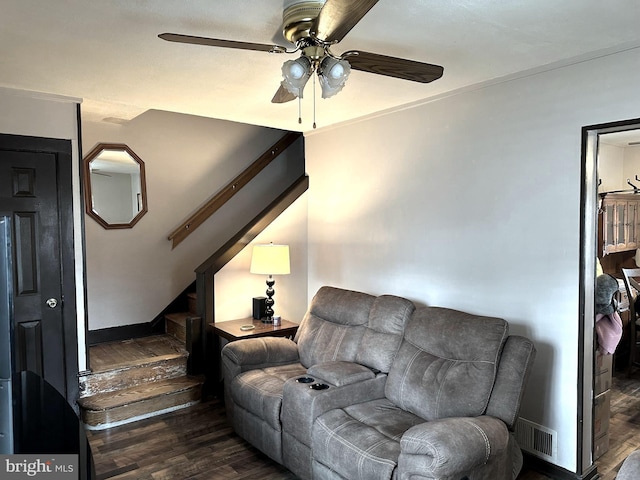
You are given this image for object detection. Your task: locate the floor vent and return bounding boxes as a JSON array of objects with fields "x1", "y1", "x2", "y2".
[{"x1": 514, "y1": 418, "x2": 557, "y2": 462}]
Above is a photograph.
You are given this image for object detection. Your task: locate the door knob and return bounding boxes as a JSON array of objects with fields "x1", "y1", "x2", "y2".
[{"x1": 46, "y1": 298, "x2": 58, "y2": 309}]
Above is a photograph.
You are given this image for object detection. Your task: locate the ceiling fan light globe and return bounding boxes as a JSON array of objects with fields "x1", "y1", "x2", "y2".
[
  {"x1": 328, "y1": 62, "x2": 345, "y2": 79},
  {"x1": 281, "y1": 58, "x2": 312, "y2": 98},
  {"x1": 286, "y1": 62, "x2": 306, "y2": 79},
  {"x1": 318, "y1": 57, "x2": 350, "y2": 98},
  {"x1": 318, "y1": 73, "x2": 345, "y2": 98},
  {"x1": 281, "y1": 57, "x2": 312, "y2": 98}
]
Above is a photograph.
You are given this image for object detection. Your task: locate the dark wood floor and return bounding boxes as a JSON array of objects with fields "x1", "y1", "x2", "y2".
[
  {"x1": 87, "y1": 373, "x2": 640, "y2": 480},
  {"x1": 596, "y1": 372, "x2": 640, "y2": 479}
]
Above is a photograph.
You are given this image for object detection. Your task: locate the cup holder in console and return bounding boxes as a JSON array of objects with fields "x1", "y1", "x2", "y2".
[
  {"x1": 296, "y1": 376, "x2": 314, "y2": 384},
  {"x1": 310, "y1": 383, "x2": 330, "y2": 390}
]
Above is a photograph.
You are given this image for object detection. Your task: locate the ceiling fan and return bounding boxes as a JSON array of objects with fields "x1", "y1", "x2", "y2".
[{"x1": 159, "y1": 0, "x2": 443, "y2": 119}]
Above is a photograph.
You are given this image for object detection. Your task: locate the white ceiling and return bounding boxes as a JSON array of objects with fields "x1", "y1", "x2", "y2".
[
  {"x1": 600, "y1": 129, "x2": 640, "y2": 147},
  {"x1": 2, "y1": 0, "x2": 640, "y2": 133}
]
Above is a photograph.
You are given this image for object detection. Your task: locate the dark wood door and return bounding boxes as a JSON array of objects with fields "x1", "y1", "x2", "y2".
[{"x1": 0, "y1": 133, "x2": 78, "y2": 406}]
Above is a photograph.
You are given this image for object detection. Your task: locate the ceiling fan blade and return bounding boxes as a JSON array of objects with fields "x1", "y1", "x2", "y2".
[
  {"x1": 158, "y1": 33, "x2": 284, "y2": 53},
  {"x1": 271, "y1": 85, "x2": 297, "y2": 104},
  {"x1": 313, "y1": 0, "x2": 379, "y2": 43},
  {"x1": 343, "y1": 50, "x2": 444, "y2": 84}
]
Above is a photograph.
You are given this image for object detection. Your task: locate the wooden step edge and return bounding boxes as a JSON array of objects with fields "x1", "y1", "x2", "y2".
[
  {"x1": 165, "y1": 312, "x2": 192, "y2": 325},
  {"x1": 88, "y1": 352, "x2": 188, "y2": 376},
  {"x1": 78, "y1": 376, "x2": 205, "y2": 411},
  {"x1": 83, "y1": 399, "x2": 201, "y2": 431},
  {"x1": 80, "y1": 355, "x2": 190, "y2": 398},
  {"x1": 80, "y1": 382, "x2": 203, "y2": 431}
]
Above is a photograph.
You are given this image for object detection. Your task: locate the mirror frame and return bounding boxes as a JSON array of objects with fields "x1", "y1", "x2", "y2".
[{"x1": 82, "y1": 143, "x2": 148, "y2": 229}]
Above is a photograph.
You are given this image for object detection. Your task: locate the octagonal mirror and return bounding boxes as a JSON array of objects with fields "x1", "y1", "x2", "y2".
[{"x1": 83, "y1": 143, "x2": 148, "y2": 229}]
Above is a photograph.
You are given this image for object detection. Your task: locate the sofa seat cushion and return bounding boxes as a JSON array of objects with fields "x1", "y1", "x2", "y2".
[
  {"x1": 231, "y1": 363, "x2": 307, "y2": 430},
  {"x1": 313, "y1": 399, "x2": 424, "y2": 480}
]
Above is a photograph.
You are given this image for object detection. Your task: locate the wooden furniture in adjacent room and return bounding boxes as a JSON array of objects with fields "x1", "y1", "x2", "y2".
[
  {"x1": 622, "y1": 268, "x2": 640, "y2": 375},
  {"x1": 599, "y1": 194, "x2": 640, "y2": 256}
]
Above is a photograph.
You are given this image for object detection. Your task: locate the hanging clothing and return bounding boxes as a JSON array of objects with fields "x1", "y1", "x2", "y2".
[{"x1": 595, "y1": 311, "x2": 623, "y2": 355}]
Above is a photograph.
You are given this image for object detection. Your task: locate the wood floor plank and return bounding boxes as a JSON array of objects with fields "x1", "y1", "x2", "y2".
[{"x1": 88, "y1": 373, "x2": 640, "y2": 480}]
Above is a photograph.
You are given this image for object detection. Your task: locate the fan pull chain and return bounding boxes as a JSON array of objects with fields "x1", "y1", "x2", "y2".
[
  {"x1": 298, "y1": 96, "x2": 302, "y2": 125},
  {"x1": 313, "y1": 75, "x2": 317, "y2": 129}
]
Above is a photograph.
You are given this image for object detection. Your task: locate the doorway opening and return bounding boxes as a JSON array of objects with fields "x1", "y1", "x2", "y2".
[{"x1": 582, "y1": 117, "x2": 640, "y2": 476}]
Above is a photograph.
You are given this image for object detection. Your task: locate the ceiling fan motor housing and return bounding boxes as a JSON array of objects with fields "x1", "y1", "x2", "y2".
[{"x1": 282, "y1": 1, "x2": 325, "y2": 43}]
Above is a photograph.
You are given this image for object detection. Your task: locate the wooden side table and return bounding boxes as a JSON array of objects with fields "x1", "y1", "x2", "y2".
[
  {"x1": 211, "y1": 317, "x2": 299, "y2": 342},
  {"x1": 210, "y1": 317, "x2": 299, "y2": 397}
]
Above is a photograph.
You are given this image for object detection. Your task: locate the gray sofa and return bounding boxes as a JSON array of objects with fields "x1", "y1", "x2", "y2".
[
  {"x1": 618, "y1": 450, "x2": 640, "y2": 479},
  {"x1": 221, "y1": 286, "x2": 536, "y2": 480}
]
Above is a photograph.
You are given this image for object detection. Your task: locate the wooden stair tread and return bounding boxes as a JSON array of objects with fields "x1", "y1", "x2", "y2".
[
  {"x1": 165, "y1": 312, "x2": 191, "y2": 326},
  {"x1": 78, "y1": 376, "x2": 204, "y2": 411},
  {"x1": 89, "y1": 334, "x2": 187, "y2": 372},
  {"x1": 87, "y1": 352, "x2": 187, "y2": 375}
]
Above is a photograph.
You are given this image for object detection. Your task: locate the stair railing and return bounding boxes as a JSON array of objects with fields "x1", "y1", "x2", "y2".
[{"x1": 167, "y1": 132, "x2": 303, "y2": 249}]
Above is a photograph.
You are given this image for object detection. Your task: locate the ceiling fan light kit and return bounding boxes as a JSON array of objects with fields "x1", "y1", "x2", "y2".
[{"x1": 159, "y1": 0, "x2": 444, "y2": 126}]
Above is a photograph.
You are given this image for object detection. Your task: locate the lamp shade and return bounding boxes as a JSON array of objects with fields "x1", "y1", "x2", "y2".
[{"x1": 250, "y1": 244, "x2": 290, "y2": 275}]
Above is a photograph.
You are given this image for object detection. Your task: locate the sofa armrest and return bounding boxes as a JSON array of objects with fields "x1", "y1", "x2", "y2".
[
  {"x1": 618, "y1": 451, "x2": 640, "y2": 480},
  {"x1": 307, "y1": 361, "x2": 376, "y2": 386},
  {"x1": 221, "y1": 337, "x2": 300, "y2": 379},
  {"x1": 398, "y1": 416, "x2": 510, "y2": 480}
]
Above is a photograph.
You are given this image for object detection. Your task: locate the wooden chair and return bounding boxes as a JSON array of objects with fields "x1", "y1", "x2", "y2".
[{"x1": 621, "y1": 268, "x2": 640, "y2": 375}]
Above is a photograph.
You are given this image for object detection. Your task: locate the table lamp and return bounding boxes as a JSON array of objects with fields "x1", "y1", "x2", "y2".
[{"x1": 250, "y1": 243, "x2": 290, "y2": 323}]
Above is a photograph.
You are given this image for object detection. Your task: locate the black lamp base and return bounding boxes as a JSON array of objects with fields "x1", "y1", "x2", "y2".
[{"x1": 262, "y1": 276, "x2": 275, "y2": 323}]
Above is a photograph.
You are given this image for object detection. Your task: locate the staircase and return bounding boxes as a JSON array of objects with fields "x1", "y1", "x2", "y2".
[
  {"x1": 77, "y1": 133, "x2": 308, "y2": 429},
  {"x1": 78, "y1": 294, "x2": 204, "y2": 430}
]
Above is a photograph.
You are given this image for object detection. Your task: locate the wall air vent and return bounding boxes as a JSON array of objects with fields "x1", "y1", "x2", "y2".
[{"x1": 514, "y1": 418, "x2": 557, "y2": 462}]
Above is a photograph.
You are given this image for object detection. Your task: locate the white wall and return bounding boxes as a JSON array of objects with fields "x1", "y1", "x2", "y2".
[
  {"x1": 304, "y1": 48, "x2": 640, "y2": 472},
  {"x1": 82, "y1": 110, "x2": 308, "y2": 330},
  {"x1": 0, "y1": 87, "x2": 87, "y2": 371},
  {"x1": 214, "y1": 194, "x2": 308, "y2": 324},
  {"x1": 598, "y1": 143, "x2": 625, "y2": 192},
  {"x1": 623, "y1": 145, "x2": 640, "y2": 182},
  {"x1": 598, "y1": 142, "x2": 640, "y2": 192}
]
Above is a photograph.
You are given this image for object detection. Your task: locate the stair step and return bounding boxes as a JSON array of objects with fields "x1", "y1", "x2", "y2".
[
  {"x1": 89, "y1": 334, "x2": 187, "y2": 372},
  {"x1": 78, "y1": 376, "x2": 204, "y2": 430},
  {"x1": 165, "y1": 312, "x2": 192, "y2": 343},
  {"x1": 80, "y1": 352, "x2": 188, "y2": 397},
  {"x1": 80, "y1": 335, "x2": 189, "y2": 397}
]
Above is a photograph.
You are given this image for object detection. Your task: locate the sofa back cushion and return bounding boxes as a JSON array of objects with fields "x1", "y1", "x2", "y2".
[
  {"x1": 355, "y1": 294, "x2": 415, "y2": 372},
  {"x1": 296, "y1": 287, "x2": 373, "y2": 367},
  {"x1": 295, "y1": 287, "x2": 414, "y2": 371},
  {"x1": 386, "y1": 306, "x2": 508, "y2": 421}
]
